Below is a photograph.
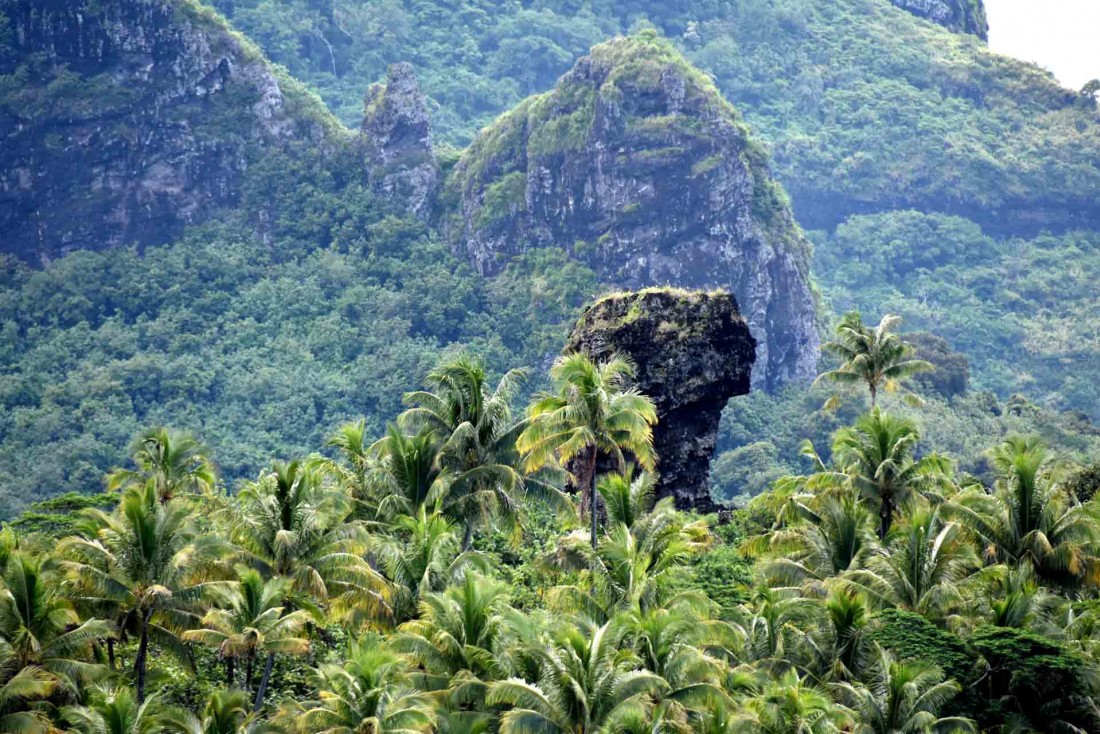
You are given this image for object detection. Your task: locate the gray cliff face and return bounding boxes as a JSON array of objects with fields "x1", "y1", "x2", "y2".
[
  {"x1": 0, "y1": 0, "x2": 334, "y2": 261},
  {"x1": 361, "y1": 63, "x2": 439, "y2": 221},
  {"x1": 890, "y1": 0, "x2": 988, "y2": 39},
  {"x1": 443, "y1": 35, "x2": 819, "y2": 391},
  {"x1": 565, "y1": 289, "x2": 756, "y2": 512}
]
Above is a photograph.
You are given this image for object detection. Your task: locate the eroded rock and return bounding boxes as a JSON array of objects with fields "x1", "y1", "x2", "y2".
[
  {"x1": 443, "y1": 34, "x2": 818, "y2": 391},
  {"x1": 361, "y1": 63, "x2": 438, "y2": 220},
  {"x1": 565, "y1": 288, "x2": 755, "y2": 512}
]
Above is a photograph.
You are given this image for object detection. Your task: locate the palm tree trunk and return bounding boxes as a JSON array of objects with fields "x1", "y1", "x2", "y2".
[
  {"x1": 462, "y1": 521, "x2": 474, "y2": 552},
  {"x1": 870, "y1": 382, "x2": 878, "y2": 409},
  {"x1": 879, "y1": 499, "x2": 892, "y2": 540},
  {"x1": 107, "y1": 637, "x2": 116, "y2": 671},
  {"x1": 589, "y1": 448, "x2": 599, "y2": 547},
  {"x1": 135, "y1": 608, "x2": 153, "y2": 702},
  {"x1": 245, "y1": 652, "x2": 255, "y2": 692},
  {"x1": 227, "y1": 656, "x2": 235, "y2": 687},
  {"x1": 253, "y1": 652, "x2": 276, "y2": 712}
]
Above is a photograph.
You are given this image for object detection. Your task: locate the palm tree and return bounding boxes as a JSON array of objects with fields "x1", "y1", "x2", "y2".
[
  {"x1": 0, "y1": 552, "x2": 109, "y2": 694},
  {"x1": 182, "y1": 570, "x2": 312, "y2": 711},
  {"x1": 233, "y1": 460, "x2": 388, "y2": 622},
  {"x1": 162, "y1": 688, "x2": 268, "y2": 734},
  {"x1": 749, "y1": 489, "x2": 876, "y2": 591},
  {"x1": 366, "y1": 425, "x2": 450, "y2": 521},
  {"x1": 108, "y1": 428, "x2": 215, "y2": 504},
  {"x1": 844, "y1": 507, "x2": 976, "y2": 619},
  {"x1": 401, "y1": 354, "x2": 531, "y2": 549},
  {"x1": 320, "y1": 420, "x2": 374, "y2": 516},
  {"x1": 815, "y1": 587, "x2": 874, "y2": 683},
  {"x1": 487, "y1": 621, "x2": 668, "y2": 733},
  {"x1": 394, "y1": 572, "x2": 511, "y2": 716},
  {"x1": 61, "y1": 684, "x2": 168, "y2": 734},
  {"x1": 832, "y1": 646, "x2": 974, "y2": 733},
  {"x1": 945, "y1": 436, "x2": 1100, "y2": 590},
  {"x1": 518, "y1": 353, "x2": 657, "y2": 547},
  {"x1": 372, "y1": 508, "x2": 488, "y2": 625},
  {"x1": 294, "y1": 637, "x2": 435, "y2": 734},
  {"x1": 62, "y1": 483, "x2": 221, "y2": 702},
  {"x1": 828, "y1": 410, "x2": 953, "y2": 539},
  {"x1": 742, "y1": 669, "x2": 850, "y2": 733},
  {"x1": 815, "y1": 312, "x2": 933, "y2": 409},
  {"x1": 0, "y1": 656, "x2": 55, "y2": 734}
]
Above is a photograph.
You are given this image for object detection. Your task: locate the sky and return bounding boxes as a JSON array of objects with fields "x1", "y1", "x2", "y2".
[{"x1": 985, "y1": 0, "x2": 1100, "y2": 89}]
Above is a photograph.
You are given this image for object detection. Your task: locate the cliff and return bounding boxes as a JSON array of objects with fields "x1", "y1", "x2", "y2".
[
  {"x1": 442, "y1": 34, "x2": 819, "y2": 391},
  {"x1": 889, "y1": 0, "x2": 988, "y2": 40},
  {"x1": 565, "y1": 288, "x2": 755, "y2": 512},
  {"x1": 0, "y1": 0, "x2": 343, "y2": 261},
  {"x1": 361, "y1": 62, "x2": 438, "y2": 221}
]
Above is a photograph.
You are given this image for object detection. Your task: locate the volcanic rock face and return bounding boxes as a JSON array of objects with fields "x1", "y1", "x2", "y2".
[
  {"x1": 890, "y1": 0, "x2": 988, "y2": 40},
  {"x1": 443, "y1": 34, "x2": 817, "y2": 391},
  {"x1": 361, "y1": 63, "x2": 438, "y2": 221},
  {"x1": 565, "y1": 289, "x2": 756, "y2": 512},
  {"x1": 0, "y1": 0, "x2": 334, "y2": 261}
]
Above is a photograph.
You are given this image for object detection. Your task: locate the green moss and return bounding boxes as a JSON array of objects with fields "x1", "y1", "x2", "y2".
[
  {"x1": 691, "y1": 154, "x2": 723, "y2": 177},
  {"x1": 475, "y1": 171, "x2": 527, "y2": 228}
]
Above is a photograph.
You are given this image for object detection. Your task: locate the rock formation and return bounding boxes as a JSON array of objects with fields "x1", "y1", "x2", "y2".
[
  {"x1": 565, "y1": 288, "x2": 756, "y2": 512},
  {"x1": 0, "y1": 0, "x2": 337, "y2": 261},
  {"x1": 889, "y1": 0, "x2": 988, "y2": 40},
  {"x1": 361, "y1": 63, "x2": 438, "y2": 221},
  {"x1": 443, "y1": 34, "x2": 818, "y2": 391}
]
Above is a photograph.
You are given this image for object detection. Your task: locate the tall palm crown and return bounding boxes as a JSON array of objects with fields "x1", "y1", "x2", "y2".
[
  {"x1": 832, "y1": 647, "x2": 974, "y2": 734},
  {"x1": 518, "y1": 354, "x2": 657, "y2": 547},
  {"x1": 295, "y1": 637, "x2": 436, "y2": 734},
  {"x1": 366, "y1": 425, "x2": 449, "y2": 521},
  {"x1": 0, "y1": 552, "x2": 108, "y2": 688},
  {"x1": 487, "y1": 621, "x2": 668, "y2": 734},
  {"x1": 62, "y1": 483, "x2": 220, "y2": 701},
  {"x1": 815, "y1": 312, "x2": 933, "y2": 409},
  {"x1": 401, "y1": 355, "x2": 531, "y2": 549},
  {"x1": 108, "y1": 428, "x2": 215, "y2": 505},
  {"x1": 233, "y1": 461, "x2": 386, "y2": 619},
  {"x1": 182, "y1": 570, "x2": 311, "y2": 710},
  {"x1": 826, "y1": 409, "x2": 952, "y2": 539},
  {"x1": 946, "y1": 435, "x2": 1100, "y2": 590}
]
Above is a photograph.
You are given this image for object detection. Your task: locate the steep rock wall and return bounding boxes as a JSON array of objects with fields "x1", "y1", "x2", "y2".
[
  {"x1": 443, "y1": 35, "x2": 819, "y2": 391},
  {"x1": 0, "y1": 0, "x2": 340, "y2": 261}
]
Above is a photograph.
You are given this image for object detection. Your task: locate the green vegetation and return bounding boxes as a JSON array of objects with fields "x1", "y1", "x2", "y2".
[{"x1": 0, "y1": 348, "x2": 1095, "y2": 732}]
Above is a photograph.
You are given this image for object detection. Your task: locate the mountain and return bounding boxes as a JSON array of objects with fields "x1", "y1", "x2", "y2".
[
  {"x1": 0, "y1": 0, "x2": 345, "y2": 261},
  {"x1": 441, "y1": 34, "x2": 818, "y2": 389}
]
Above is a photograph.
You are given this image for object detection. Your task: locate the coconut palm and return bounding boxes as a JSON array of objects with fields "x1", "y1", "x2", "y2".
[
  {"x1": 372, "y1": 508, "x2": 489, "y2": 625},
  {"x1": 815, "y1": 312, "x2": 933, "y2": 409},
  {"x1": 233, "y1": 460, "x2": 388, "y2": 621},
  {"x1": 394, "y1": 572, "x2": 511, "y2": 716},
  {"x1": 162, "y1": 688, "x2": 271, "y2": 734},
  {"x1": 827, "y1": 410, "x2": 953, "y2": 539},
  {"x1": 945, "y1": 436, "x2": 1100, "y2": 590},
  {"x1": 61, "y1": 483, "x2": 222, "y2": 702},
  {"x1": 518, "y1": 353, "x2": 657, "y2": 547},
  {"x1": 294, "y1": 637, "x2": 435, "y2": 734},
  {"x1": 60, "y1": 684, "x2": 168, "y2": 734},
  {"x1": 750, "y1": 489, "x2": 877, "y2": 591},
  {"x1": 815, "y1": 587, "x2": 874, "y2": 683},
  {"x1": 843, "y1": 507, "x2": 976, "y2": 620},
  {"x1": 366, "y1": 425, "x2": 450, "y2": 522},
  {"x1": 320, "y1": 420, "x2": 374, "y2": 516},
  {"x1": 0, "y1": 552, "x2": 109, "y2": 694},
  {"x1": 742, "y1": 669, "x2": 850, "y2": 733},
  {"x1": 182, "y1": 570, "x2": 312, "y2": 711},
  {"x1": 833, "y1": 646, "x2": 974, "y2": 733},
  {"x1": 487, "y1": 621, "x2": 668, "y2": 734},
  {"x1": 401, "y1": 354, "x2": 531, "y2": 549},
  {"x1": 108, "y1": 428, "x2": 215, "y2": 505}
]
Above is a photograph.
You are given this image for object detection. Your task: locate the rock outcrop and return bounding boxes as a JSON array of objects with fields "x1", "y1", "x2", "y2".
[
  {"x1": 889, "y1": 0, "x2": 988, "y2": 40},
  {"x1": 443, "y1": 34, "x2": 818, "y2": 391},
  {"x1": 565, "y1": 288, "x2": 756, "y2": 512},
  {"x1": 0, "y1": 0, "x2": 338, "y2": 261},
  {"x1": 361, "y1": 63, "x2": 438, "y2": 221}
]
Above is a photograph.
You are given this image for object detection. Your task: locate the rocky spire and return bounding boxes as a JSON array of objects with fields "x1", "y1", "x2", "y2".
[
  {"x1": 565, "y1": 288, "x2": 756, "y2": 512},
  {"x1": 361, "y1": 62, "x2": 439, "y2": 220}
]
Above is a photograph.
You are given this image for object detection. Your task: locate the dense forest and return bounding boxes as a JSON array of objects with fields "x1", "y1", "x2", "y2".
[{"x1": 1, "y1": 0, "x2": 1100, "y2": 730}]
